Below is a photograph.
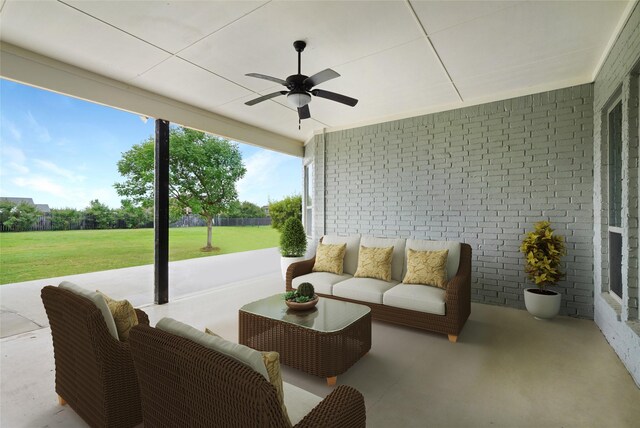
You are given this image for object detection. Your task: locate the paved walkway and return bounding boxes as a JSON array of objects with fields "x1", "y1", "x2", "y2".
[{"x1": 0, "y1": 247, "x2": 281, "y2": 338}]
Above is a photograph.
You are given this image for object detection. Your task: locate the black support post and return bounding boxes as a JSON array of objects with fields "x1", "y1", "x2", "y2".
[{"x1": 154, "y1": 119, "x2": 169, "y2": 304}]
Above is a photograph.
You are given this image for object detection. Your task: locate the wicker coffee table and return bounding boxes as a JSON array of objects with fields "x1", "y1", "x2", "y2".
[{"x1": 239, "y1": 294, "x2": 371, "y2": 386}]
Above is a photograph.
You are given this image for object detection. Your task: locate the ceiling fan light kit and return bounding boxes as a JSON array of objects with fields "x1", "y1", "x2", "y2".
[
  {"x1": 287, "y1": 91, "x2": 311, "y2": 108},
  {"x1": 245, "y1": 40, "x2": 358, "y2": 124}
]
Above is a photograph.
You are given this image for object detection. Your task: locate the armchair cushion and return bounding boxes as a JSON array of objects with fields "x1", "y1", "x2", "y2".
[
  {"x1": 383, "y1": 284, "x2": 446, "y2": 315},
  {"x1": 58, "y1": 281, "x2": 119, "y2": 340},
  {"x1": 312, "y1": 242, "x2": 347, "y2": 274},
  {"x1": 283, "y1": 382, "x2": 323, "y2": 425},
  {"x1": 156, "y1": 317, "x2": 269, "y2": 380},
  {"x1": 333, "y1": 277, "x2": 399, "y2": 304},
  {"x1": 292, "y1": 272, "x2": 352, "y2": 295}
]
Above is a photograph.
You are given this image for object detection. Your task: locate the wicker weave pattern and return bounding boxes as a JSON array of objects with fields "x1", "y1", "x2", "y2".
[
  {"x1": 286, "y1": 243, "x2": 472, "y2": 337},
  {"x1": 129, "y1": 324, "x2": 366, "y2": 427},
  {"x1": 239, "y1": 311, "x2": 371, "y2": 379},
  {"x1": 41, "y1": 286, "x2": 147, "y2": 428}
]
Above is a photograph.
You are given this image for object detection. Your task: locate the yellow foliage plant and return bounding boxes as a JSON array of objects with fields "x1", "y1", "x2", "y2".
[{"x1": 520, "y1": 221, "x2": 566, "y2": 290}]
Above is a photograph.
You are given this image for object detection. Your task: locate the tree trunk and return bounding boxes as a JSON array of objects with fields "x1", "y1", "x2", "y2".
[{"x1": 204, "y1": 215, "x2": 213, "y2": 251}]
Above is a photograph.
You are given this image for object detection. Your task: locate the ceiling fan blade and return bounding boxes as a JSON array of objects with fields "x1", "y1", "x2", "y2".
[
  {"x1": 245, "y1": 91, "x2": 288, "y2": 106},
  {"x1": 298, "y1": 105, "x2": 311, "y2": 120},
  {"x1": 304, "y1": 69, "x2": 340, "y2": 89},
  {"x1": 311, "y1": 89, "x2": 358, "y2": 107},
  {"x1": 245, "y1": 73, "x2": 287, "y2": 86}
]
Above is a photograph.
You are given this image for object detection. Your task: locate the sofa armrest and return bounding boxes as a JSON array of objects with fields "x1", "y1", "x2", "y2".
[
  {"x1": 135, "y1": 308, "x2": 150, "y2": 326},
  {"x1": 444, "y1": 243, "x2": 472, "y2": 333},
  {"x1": 295, "y1": 385, "x2": 366, "y2": 428},
  {"x1": 286, "y1": 257, "x2": 316, "y2": 291}
]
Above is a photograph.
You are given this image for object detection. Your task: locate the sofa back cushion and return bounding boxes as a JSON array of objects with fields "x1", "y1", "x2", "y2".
[
  {"x1": 321, "y1": 235, "x2": 361, "y2": 275},
  {"x1": 360, "y1": 236, "x2": 406, "y2": 282},
  {"x1": 404, "y1": 239, "x2": 461, "y2": 280}
]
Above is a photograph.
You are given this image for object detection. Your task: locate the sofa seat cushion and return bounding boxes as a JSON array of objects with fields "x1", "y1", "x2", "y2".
[
  {"x1": 333, "y1": 277, "x2": 399, "y2": 304},
  {"x1": 383, "y1": 284, "x2": 446, "y2": 315},
  {"x1": 283, "y1": 382, "x2": 323, "y2": 425},
  {"x1": 292, "y1": 272, "x2": 352, "y2": 295}
]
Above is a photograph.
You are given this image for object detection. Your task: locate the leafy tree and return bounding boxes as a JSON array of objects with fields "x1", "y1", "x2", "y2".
[
  {"x1": 269, "y1": 195, "x2": 302, "y2": 231},
  {"x1": 115, "y1": 126, "x2": 246, "y2": 251},
  {"x1": 116, "y1": 200, "x2": 153, "y2": 229},
  {"x1": 225, "y1": 201, "x2": 266, "y2": 218},
  {"x1": 51, "y1": 207, "x2": 82, "y2": 230},
  {"x1": 0, "y1": 202, "x2": 41, "y2": 231},
  {"x1": 84, "y1": 199, "x2": 114, "y2": 229}
]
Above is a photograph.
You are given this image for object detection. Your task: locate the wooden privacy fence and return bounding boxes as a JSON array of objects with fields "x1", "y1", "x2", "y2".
[{"x1": 1, "y1": 215, "x2": 271, "y2": 232}]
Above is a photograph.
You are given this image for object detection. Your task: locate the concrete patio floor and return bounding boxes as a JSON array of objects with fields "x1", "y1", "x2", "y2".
[{"x1": 1, "y1": 248, "x2": 639, "y2": 427}]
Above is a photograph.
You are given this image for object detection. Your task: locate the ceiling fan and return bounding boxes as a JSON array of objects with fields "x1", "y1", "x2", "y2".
[{"x1": 244, "y1": 40, "x2": 358, "y2": 125}]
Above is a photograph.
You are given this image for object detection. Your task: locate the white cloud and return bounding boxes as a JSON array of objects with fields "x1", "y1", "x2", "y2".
[
  {"x1": 26, "y1": 111, "x2": 51, "y2": 143},
  {"x1": 0, "y1": 145, "x2": 29, "y2": 175},
  {"x1": 33, "y1": 159, "x2": 86, "y2": 182},
  {"x1": 237, "y1": 151, "x2": 287, "y2": 205},
  {"x1": 1, "y1": 116, "x2": 22, "y2": 141},
  {"x1": 13, "y1": 175, "x2": 66, "y2": 196}
]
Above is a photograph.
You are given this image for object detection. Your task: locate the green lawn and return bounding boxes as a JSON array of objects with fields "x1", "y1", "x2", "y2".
[{"x1": 0, "y1": 226, "x2": 279, "y2": 285}]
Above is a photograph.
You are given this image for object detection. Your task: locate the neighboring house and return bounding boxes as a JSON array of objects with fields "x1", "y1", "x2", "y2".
[
  {"x1": 35, "y1": 204, "x2": 51, "y2": 214},
  {"x1": 0, "y1": 197, "x2": 50, "y2": 214},
  {"x1": 0, "y1": 197, "x2": 35, "y2": 206}
]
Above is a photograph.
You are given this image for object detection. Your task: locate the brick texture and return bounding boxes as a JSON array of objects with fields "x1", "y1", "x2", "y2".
[
  {"x1": 308, "y1": 84, "x2": 595, "y2": 318},
  {"x1": 592, "y1": 2, "x2": 640, "y2": 387}
]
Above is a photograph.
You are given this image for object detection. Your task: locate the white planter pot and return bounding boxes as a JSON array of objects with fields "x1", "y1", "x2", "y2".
[
  {"x1": 524, "y1": 288, "x2": 561, "y2": 320},
  {"x1": 281, "y1": 256, "x2": 305, "y2": 280}
]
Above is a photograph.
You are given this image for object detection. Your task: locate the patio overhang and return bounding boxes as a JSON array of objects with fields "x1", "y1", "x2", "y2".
[{"x1": 0, "y1": 42, "x2": 304, "y2": 157}]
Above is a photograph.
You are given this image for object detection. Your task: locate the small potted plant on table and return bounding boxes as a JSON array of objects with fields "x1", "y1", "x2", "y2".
[
  {"x1": 279, "y1": 217, "x2": 307, "y2": 280},
  {"x1": 520, "y1": 220, "x2": 566, "y2": 319},
  {"x1": 284, "y1": 282, "x2": 318, "y2": 310}
]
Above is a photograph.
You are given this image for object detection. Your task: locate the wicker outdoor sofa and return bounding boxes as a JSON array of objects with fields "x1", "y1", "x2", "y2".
[
  {"x1": 286, "y1": 235, "x2": 471, "y2": 342},
  {"x1": 129, "y1": 321, "x2": 366, "y2": 427}
]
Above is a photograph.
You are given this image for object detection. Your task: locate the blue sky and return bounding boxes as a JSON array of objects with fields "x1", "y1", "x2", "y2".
[{"x1": 0, "y1": 79, "x2": 301, "y2": 210}]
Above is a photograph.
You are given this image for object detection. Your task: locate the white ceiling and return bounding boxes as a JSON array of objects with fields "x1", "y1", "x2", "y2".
[{"x1": 0, "y1": 0, "x2": 634, "y2": 146}]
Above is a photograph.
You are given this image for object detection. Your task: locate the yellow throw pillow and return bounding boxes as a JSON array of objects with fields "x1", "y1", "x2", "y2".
[
  {"x1": 261, "y1": 351, "x2": 290, "y2": 425},
  {"x1": 204, "y1": 329, "x2": 290, "y2": 426},
  {"x1": 312, "y1": 242, "x2": 347, "y2": 274},
  {"x1": 354, "y1": 245, "x2": 394, "y2": 281},
  {"x1": 402, "y1": 249, "x2": 449, "y2": 288},
  {"x1": 97, "y1": 291, "x2": 138, "y2": 341}
]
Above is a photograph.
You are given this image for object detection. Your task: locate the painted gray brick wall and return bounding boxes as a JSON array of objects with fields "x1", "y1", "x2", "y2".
[
  {"x1": 592, "y1": 2, "x2": 640, "y2": 387},
  {"x1": 309, "y1": 84, "x2": 594, "y2": 318}
]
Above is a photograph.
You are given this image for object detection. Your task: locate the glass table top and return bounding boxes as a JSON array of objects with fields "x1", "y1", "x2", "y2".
[{"x1": 240, "y1": 293, "x2": 371, "y2": 333}]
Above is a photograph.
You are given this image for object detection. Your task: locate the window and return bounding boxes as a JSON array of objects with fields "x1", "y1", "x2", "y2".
[
  {"x1": 304, "y1": 163, "x2": 313, "y2": 235},
  {"x1": 608, "y1": 100, "x2": 623, "y2": 300}
]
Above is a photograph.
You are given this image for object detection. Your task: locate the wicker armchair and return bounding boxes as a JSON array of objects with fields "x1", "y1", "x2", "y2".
[
  {"x1": 129, "y1": 324, "x2": 366, "y2": 428},
  {"x1": 41, "y1": 286, "x2": 148, "y2": 428}
]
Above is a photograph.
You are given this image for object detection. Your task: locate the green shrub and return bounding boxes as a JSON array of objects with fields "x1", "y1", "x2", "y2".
[
  {"x1": 279, "y1": 217, "x2": 306, "y2": 257},
  {"x1": 269, "y1": 195, "x2": 301, "y2": 231}
]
